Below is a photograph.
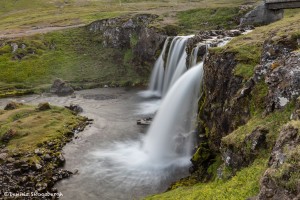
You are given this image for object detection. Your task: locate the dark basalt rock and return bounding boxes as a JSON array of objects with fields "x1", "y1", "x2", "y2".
[{"x1": 65, "y1": 104, "x2": 83, "y2": 114}]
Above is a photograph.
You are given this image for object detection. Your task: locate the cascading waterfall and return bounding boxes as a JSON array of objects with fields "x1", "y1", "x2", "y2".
[
  {"x1": 144, "y1": 36, "x2": 193, "y2": 97},
  {"x1": 87, "y1": 35, "x2": 208, "y2": 200},
  {"x1": 143, "y1": 62, "x2": 204, "y2": 161},
  {"x1": 162, "y1": 36, "x2": 193, "y2": 96},
  {"x1": 147, "y1": 37, "x2": 170, "y2": 97},
  {"x1": 189, "y1": 44, "x2": 201, "y2": 67}
]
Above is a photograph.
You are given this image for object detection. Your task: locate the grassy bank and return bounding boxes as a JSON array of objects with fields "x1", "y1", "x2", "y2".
[
  {"x1": 0, "y1": 0, "x2": 258, "y2": 35},
  {"x1": 0, "y1": 27, "x2": 148, "y2": 97},
  {"x1": 147, "y1": 158, "x2": 267, "y2": 200},
  {"x1": 0, "y1": 103, "x2": 86, "y2": 153}
]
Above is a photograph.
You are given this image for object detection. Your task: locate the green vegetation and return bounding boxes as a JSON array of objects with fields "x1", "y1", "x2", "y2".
[
  {"x1": 0, "y1": 0, "x2": 257, "y2": 34},
  {"x1": 0, "y1": 27, "x2": 149, "y2": 96},
  {"x1": 208, "y1": 9, "x2": 300, "y2": 80},
  {"x1": 222, "y1": 102, "x2": 294, "y2": 150},
  {"x1": 0, "y1": 104, "x2": 85, "y2": 151},
  {"x1": 0, "y1": 104, "x2": 86, "y2": 165},
  {"x1": 177, "y1": 7, "x2": 245, "y2": 32},
  {"x1": 146, "y1": 158, "x2": 267, "y2": 200}
]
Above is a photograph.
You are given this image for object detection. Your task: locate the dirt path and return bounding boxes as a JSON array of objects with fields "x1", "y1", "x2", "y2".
[{"x1": 0, "y1": 24, "x2": 85, "y2": 39}]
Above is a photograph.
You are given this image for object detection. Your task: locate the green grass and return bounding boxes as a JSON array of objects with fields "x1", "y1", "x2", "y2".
[
  {"x1": 206, "y1": 9, "x2": 300, "y2": 80},
  {"x1": 0, "y1": 104, "x2": 85, "y2": 152},
  {"x1": 146, "y1": 158, "x2": 267, "y2": 200},
  {"x1": 0, "y1": 27, "x2": 149, "y2": 95},
  {"x1": 222, "y1": 102, "x2": 295, "y2": 150},
  {"x1": 177, "y1": 7, "x2": 247, "y2": 33},
  {"x1": 0, "y1": 0, "x2": 258, "y2": 35}
]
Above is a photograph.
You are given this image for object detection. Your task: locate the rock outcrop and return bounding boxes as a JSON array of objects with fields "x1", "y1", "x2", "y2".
[
  {"x1": 88, "y1": 14, "x2": 166, "y2": 72},
  {"x1": 257, "y1": 122, "x2": 300, "y2": 200},
  {"x1": 191, "y1": 28, "x2": 300, "y2": 193}
]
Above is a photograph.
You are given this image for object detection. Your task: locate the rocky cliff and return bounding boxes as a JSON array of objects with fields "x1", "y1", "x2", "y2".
[
  {"x1": 87, "y1": 14, "x2": 166, "y2": 76},
  {"x1": 189, "y1": 22, "x2": 300, "y2": 198}
]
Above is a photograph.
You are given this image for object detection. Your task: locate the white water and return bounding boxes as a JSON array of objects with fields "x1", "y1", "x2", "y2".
[
  {"x1": 190, "y1": 44, "x2": 201, "y2": 67},
  {"x1": 162, "y1": 36, "x2": 193, "y2": 96},
  {"x1": 143, "y1": 63, "x2": 203, "y2": 160},
  {"x1": 146, "y1": 38, "x2": 170, "y2": 97}
]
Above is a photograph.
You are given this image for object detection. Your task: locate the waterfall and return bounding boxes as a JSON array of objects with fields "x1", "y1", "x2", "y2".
[
  {"x1": 148, "y1": 38, "x2": 170, "y2": 97},
  {"x1": 162, "y1": 36, "x2": 192, "y2": 96},
  {"x1": 144, "y1": 36, "x2": 192, "y2": 98},
  {"x1": 189, "y1": 44, "x2": 201, "y2": 67},
  {"x1": 143, "y1": 63, "x2": 204, "y2": 161}
]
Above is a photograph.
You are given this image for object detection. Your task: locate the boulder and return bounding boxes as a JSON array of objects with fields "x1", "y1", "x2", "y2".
[
  {"x1": 50, "y1": 79, "x2": 74, "y2": 96},
  {"x1": 4, "y1": 101, "x2": 23, "y2": 110},
  {"x1": 37, "y1": 102, "x2": 51, "y2": 111},
  {"x1": 65, "y1": 104, "x2": 83, "y2": 114}
]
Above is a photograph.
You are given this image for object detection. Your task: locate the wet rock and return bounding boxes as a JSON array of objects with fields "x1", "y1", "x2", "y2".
[
  {"x1": 37, "y1": 102, "x2": 51, "y2": 111},
  {"x1": 4, "y1": 101, "x2": 23, "y2": 110},
  {"x1": 50, "y1": 78, "x2": 74, "y2": 96},
  {"x1": 65, "y1": 104, "x2": 83, "y2": 114},
  {"x1": 137, "y1": 117, "x2": 152, "y2": 125},
  {"x1": 57, "y1": 153, "x2": 65, "y2": 167}
]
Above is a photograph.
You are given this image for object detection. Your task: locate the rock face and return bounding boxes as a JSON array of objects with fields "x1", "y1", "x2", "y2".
[
  {"x1": 240, "y1": 3, "x2": 284, "y2": 26},
  {"x1": 257, "y1": 124, "x2": 300, "y2": 200},
  {"x1": 50, "y1": 78, "x2": 74, "y2": 96},
  {"x1": 191, "y1": 29, "x2": 300, "y2": 191},
  {"x1": 255, "y1": 41, "x2": 300, "y2": 113},
  {"x1": 199, "y1": 52, "x2": 249, "y2": 151},
  {"x1": 88, "y1": 14, "x2": 166, "y2": 72}
]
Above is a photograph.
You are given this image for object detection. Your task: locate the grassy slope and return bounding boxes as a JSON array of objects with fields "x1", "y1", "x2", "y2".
[
  {"x1": 0, "y1": 0, "x2": 260, "y2": 97},
  {"x1": 145, "y1": 9, "x2": 300, "y2": 200},
  {"x1": 0, "y1": 27, "x2": 146, "y2": 95},
  {"x1": 0, "y1": 0, "x2": 256, "y2": 33},
  {"x1": 147, "y1": 158, "x2": 267, "y2": 200}
]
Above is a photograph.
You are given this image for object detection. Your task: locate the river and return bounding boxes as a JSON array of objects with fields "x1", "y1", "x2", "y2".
[{"x1": 0, "y1": 88, "x2": 190, "y2": 200}]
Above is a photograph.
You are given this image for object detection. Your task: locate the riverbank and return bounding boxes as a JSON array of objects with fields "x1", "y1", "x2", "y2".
[{"x1": 0, "y1": 101, "x2": 89, "y2": 198}]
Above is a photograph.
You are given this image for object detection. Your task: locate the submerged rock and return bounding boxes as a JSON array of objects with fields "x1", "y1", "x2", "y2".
[{"x1": 137, "y1": 117, "x2": 152, "y2": 125}]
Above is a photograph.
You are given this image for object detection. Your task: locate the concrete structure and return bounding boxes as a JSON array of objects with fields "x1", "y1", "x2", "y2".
[
  {"x1": 241, "y1": 0, "x2": 300, "y2": 26},
  {"x1": 265, "y1": 0, "x2": 300, "y2": 10}
]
